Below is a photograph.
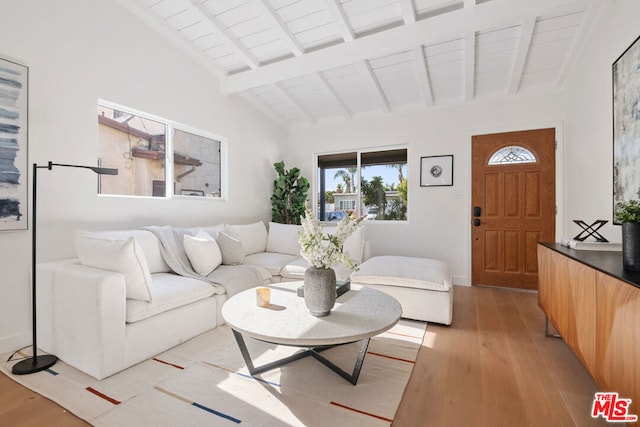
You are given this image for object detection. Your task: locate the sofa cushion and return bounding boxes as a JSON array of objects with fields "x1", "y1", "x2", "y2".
[
  {"x1": 266, "y1": 222, "x2": 301, "y2": 256},
  {"x1": 280, "y1": 257, "x2": 308, "y2": 280},
  {"x1": 244, "y1": 252, "x2": 299, "y2": 276},
  {"x1": 183, "y1": 230, "x2": 222, "y2": 276},
  {"x1": 226, "y1": 222, "x2": 268, "y2": 256},
  {"x1": 350, "y1": 256, "x2": 452, "y2": 292},
  {"x1": 76, "y1": 229, "x2": 169, "y2": 274},
  {"x1": 126, "y1": 273, "x2": 215, "y2": 323},
  {"x1": 216, "y1": 231, "x2": 245, "y2": 265},
  {"x1": 75, "y1": 230, "x2": 153, "y2": 301}
]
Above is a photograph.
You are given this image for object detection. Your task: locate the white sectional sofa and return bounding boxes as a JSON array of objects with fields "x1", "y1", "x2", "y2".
[{"x1": 36, "y1": 221, "x2": 366, "y2": 379}]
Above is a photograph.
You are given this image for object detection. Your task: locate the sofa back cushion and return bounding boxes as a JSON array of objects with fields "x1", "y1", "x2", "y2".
[
  {"x1": 183, "y1": 230, "x2": 222, "y2": 276},
  {"x1": 226, "y1": 222, "x2": 268, "y2": 256},
  {"x1": 266, "y1": 222, "x2": 301, "y2": 256},
  {"x1": 75, "y1": 230, "x2": 154, "y2": 301},
  {"x1": 216, "y1": 231, "x2": 245, "y2": 265}
]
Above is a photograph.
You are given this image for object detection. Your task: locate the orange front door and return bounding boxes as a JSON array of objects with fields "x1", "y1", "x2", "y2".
[{"x1": 471, "y1": 128, "x2": 556, "y2": 289}]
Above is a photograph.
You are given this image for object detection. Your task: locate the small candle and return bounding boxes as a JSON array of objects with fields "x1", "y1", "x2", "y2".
[{"x1": 256, "y1": 287, "x2": 270, "y2": 307}]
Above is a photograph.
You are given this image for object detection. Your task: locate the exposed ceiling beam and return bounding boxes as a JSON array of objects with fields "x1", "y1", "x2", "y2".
[
  {"x1": 272, "y1": 83, "x2": 317, "y2": 124},
  {"x1": 314, "y1": 73, "x2": 352, "y2": 119},
  {"x1": 555, "y1": 0, "x2": 607, "y2": 89},
  {"x1": 360, "y1": 61, "x2": 390, "y2": 113},
  {"x1": 398, "y1": 0, "x2": 416, "y2": 25},
  {"x1": 411, "y1": 46, "x2": 434, "y2": 106},
  {"x1": 190, "y1": 0, "x2": 261, "y2": 69},
  {"x1": 322, "y1": 0, "x2": 355, "y2": 42},
  {"x1": 464, "y1": 32, "x2": 475, "y2": 102},
  {"x1": 223, "y1": 0, "x2": 592, "y2": 93},
  {"x1": 116, "y1": 0, "x2": 227, "y2": 79},
  {"x1": 507, "y1": 17, "x2": 536, "y2": 95},
  {"x1": 254, "y1": 0, "x2": 305, "y2": 57}
]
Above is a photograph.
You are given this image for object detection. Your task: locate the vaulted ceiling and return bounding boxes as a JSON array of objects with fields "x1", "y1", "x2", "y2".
[{"x1": 118, "y1": 0, "x2": 602, "y2": 128}]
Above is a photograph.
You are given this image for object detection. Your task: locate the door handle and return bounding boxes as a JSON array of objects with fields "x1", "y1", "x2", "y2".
[
  {"x1": 473, "y1": 206, "x2": 481, "y2": 217},
  {"x1": 473, "y1": 218, "x2": 481, "y2": 227}
]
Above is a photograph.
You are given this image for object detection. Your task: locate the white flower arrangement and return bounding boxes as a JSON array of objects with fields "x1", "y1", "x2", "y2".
[{"x1": 298, "y1": 206, "x2": 364, "y2": 270}]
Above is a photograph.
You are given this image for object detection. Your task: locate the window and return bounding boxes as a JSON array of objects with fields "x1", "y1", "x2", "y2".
[
  {"x1": 488, "y1": 145, "x2": 536, "y2": 165},
  {"x1": 97, "y1": 102, "x2": 223, "y2": 198},
  {"x1": 317, "y1": 148, "x2": 408, "y2": 221}
]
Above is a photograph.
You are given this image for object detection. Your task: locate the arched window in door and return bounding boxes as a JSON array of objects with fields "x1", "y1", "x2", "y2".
[{"x1": 488, "y1": 145, "x2": 537, "y2": 165}]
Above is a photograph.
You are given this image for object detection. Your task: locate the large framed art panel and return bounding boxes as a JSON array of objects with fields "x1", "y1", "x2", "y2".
[
  {"x1": 0, "y1": 56, "x2": 28, "y2": 231},
  {"x1": 613, "y1": 35, "x2": 640, "y2": 223}
]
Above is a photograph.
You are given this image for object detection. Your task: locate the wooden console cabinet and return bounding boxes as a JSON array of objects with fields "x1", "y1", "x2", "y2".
[{"x1": 538, "y1": 243, "x2": 640, "y2": 417}]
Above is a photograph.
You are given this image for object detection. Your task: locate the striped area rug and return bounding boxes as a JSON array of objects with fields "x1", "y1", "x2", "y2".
[{"x1": 1, "y1": 320, "x2": 425, "y2": 426}]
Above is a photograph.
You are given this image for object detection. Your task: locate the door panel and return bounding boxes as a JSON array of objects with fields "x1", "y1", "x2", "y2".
[{"x1": 472, "y1": 128, "x2": 555, "y2": 289}]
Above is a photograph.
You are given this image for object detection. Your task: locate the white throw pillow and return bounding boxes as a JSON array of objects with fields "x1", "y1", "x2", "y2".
[
  {"x1": 266, "y1": 222, "x2": 301, "y2": 256},
  {"x1": 216, "y1": 231, "x2": 245, "y2": 265},
  {"x1": 226, "y1": 222, "x2": 268, "y2": 256},
  {"x1": 75, "y1": 230, "x2": 153, "y2": 301},
  {"x1": 183, "y1": 230, "x2": 222, "y2": 276}
]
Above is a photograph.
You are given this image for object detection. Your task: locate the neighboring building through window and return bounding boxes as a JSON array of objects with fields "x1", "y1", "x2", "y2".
[
  {"x1": 317, "y1": 148, "x2": 408, "y2": 221},
  {"x1": 97, "y1": 102, "x2": 223, "y2": 198}
]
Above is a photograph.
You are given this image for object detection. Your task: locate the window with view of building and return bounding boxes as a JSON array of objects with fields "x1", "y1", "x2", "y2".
[
  {"x1": 317, "y1": 148, "x2": 408, "y2": 221},
  {"x1": 97, "y1": 102, "x2": 223, "y2": 198}
]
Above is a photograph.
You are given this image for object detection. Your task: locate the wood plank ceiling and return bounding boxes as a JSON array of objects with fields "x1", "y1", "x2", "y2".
[{"x1": 117, "y1": 0, "x2": 602, "y2": 127}]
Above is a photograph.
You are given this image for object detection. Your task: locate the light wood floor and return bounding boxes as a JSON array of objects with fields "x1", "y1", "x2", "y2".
[{"x1": 1, "y1": 285, "x2": 606, "y2": 426}]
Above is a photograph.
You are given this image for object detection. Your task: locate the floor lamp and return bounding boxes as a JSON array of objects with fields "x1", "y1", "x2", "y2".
[{"x1": 12, "y1": 161, "x2": 118, "y2": 375}]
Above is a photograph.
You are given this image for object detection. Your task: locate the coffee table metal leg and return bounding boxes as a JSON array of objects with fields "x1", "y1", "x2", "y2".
[
  {"x1": 231, "y1": 329, "x2": 370, "y2": 385},
  {"x1": 310, "y1": 338, "x2": 370, "y2": 385},
  {"x1": 232, "y1": 329, "x2": 311, "y2": 376}
]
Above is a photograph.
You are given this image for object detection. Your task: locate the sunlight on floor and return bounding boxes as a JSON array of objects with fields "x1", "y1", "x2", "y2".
[{"x1": 422, "y1": 330, "x2": 437, "y2": 348}]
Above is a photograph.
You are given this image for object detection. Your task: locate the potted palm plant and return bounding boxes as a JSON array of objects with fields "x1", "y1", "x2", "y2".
[{"x1": 614, "y1": 188, "x2": 640, "y2": 271}]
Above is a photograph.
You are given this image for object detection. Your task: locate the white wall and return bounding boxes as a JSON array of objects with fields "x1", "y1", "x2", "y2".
[
  {"x1": 288, "y1": 92, "x2": 567, "y2": 286},
  {"x1": 0, "y1": 0, "x2": 287, "y2": 353},
  {"x1": 564, "y1": 0, "x2": 640, "y2": 244}
]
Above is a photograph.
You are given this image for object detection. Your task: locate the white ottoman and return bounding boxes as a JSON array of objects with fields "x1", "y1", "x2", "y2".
[{"x1": 350, "y1": 255, "x2": 453, "y2": 325}]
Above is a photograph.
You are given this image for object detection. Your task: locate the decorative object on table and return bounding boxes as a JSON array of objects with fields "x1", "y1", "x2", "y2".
[
  {"x1": 255, "y1": 287, "x2": 270, "y2": 307},
  {"x1": 270, "y1": 161, "x2": 310, "y2": 225},
  {"x1": 420, "y1": 155, "x2": 453, "y2": 187},
  {"x1": 613, "y1": 34, "x2": 640, "y2": 223},
  {"x1": 296, "y1": 280, "x2": 351, "y2": 298},
  {"x1": 572, "y1": 219, "x2": 609, "y2": 242},
  {"x1": 0, "y1": 56, "x2": 28, "y2": 231},
  {"x1": 614, "y1": 188, "x2": 640, "y2": 271},
  {"x1": 298, "y1": 206, "x2": 363, "y2": 316},
  {"x1": 11, "y1": 161, "x2": 117, "y2": 375}
]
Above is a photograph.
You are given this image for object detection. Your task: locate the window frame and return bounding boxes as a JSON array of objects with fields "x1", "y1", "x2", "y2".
[
  {"x1": 97, "y1": 99, "x2": 227, "y2": 200},
  {"x1": 314, "y1": 145, "x2": 409, "y2": 223}
]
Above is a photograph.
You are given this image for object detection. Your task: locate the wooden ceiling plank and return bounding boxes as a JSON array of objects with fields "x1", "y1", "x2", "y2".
[
  {"x1": 223, "y1": 0, "x2": 592, "y2": 93},
  {"x1": 360, "y1": 60, "x2": 390, "y2": 113},
  {"x1": 190, "y1": 0, "x2": 261, "y2": 69},
  {"x1": 411, "y1": 46, "x2": 434, "y2": 106},
  {"x1": 254, "y1": 0, "x2": 305, "y2": 56},
  {"x1": 507, "y1": 17, "x2": 536, "y2": 95},
  {"x1": 398, "y1": 0, "x2": 417, "y2": 25},
  {"x1": 273, "y1": 82, "x2": 317, "y2": 124},
  {"x1": 322, "y1": 0, "x2": 355, "y2": 42},
  {"x1": 315, "y1": 72, "x2": 353, "y2": 119},
  {"x1": 464, "y1": 31, "x2": 475, "y2": 101}
]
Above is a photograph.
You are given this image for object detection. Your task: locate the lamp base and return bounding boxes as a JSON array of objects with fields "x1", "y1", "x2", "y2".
[{"x1": 12, "y1": 354, "x2": 58, "y2": 375}]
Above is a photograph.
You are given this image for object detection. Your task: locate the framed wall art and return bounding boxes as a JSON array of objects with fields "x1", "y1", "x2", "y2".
[
  {"x1": 420, "y1": 155, "x2": 453, "y2": 187},
  {"x1": 613, "y1": 34, "x2": 640, "y2": 223},
  {"x1": 0, "y1": 56, "x2": 28, "y2": 231}
]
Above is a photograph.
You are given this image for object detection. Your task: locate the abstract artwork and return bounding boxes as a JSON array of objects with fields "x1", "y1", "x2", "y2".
[
  {"x1": 420, "y1": 155, "x2": 453, "y2": 187},
  {"x1": 613, "y1": 35, "x2": 640, "y2": 223},
  {"x1": 0, "y1": 56, "x2": 28, "y2": 231}
]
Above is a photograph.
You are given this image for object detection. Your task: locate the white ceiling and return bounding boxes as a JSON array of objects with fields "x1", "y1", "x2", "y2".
[{"x1": 118, "y1": 0, "x2": 603, "y2": 128}]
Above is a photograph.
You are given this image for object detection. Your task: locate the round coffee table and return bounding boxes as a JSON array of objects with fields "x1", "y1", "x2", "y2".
[{"x1": 222, "y1": 282, "x2": 401, "y2": 385}]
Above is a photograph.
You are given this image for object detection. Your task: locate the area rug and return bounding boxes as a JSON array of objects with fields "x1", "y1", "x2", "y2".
[{"x1": 1, "y1": 319, "x2": 425, "y2": 426}]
